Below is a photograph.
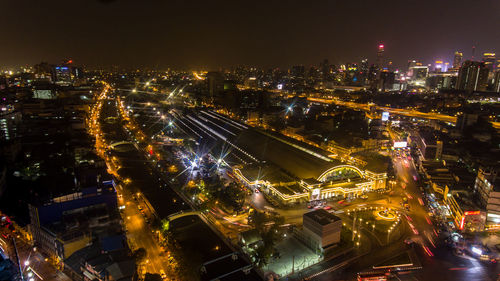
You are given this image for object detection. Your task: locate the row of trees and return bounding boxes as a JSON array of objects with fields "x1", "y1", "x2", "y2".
[{"x1": 249, "y1": 211, "x2": 286, "y2": 267}]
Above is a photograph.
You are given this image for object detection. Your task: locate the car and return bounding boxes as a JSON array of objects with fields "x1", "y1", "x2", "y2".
[
  {"x1": 323, "y1": 206, "x2": 332, "y2": 210},
  {"x1": 404, "y1": 238, "x2": 414, "y2": 244},
  {"x1": 360, "y1": 195, "x2": 368, "y2": 200},
  {"x1": 307, "y1": 205, "x2": 313, "y2": 209},
  {"x1": 160, "y1": 270, "x2": 167, "y2": 279}
]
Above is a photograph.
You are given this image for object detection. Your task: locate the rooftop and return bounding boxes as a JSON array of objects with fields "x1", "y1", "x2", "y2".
[
  {"x1": 233, "y1": 127, "x2": 342, "y2": 180},
  {"x1": 303, "y1": 209, "x2": 341, "y2": 226},
  {"x1": 238, "y1": 164, "x2": 295, "y2": 184}
]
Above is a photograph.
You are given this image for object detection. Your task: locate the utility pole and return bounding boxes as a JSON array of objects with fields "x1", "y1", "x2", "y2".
[{"x1": 352, "y1": 214, "x2": 357, "y2": 241}]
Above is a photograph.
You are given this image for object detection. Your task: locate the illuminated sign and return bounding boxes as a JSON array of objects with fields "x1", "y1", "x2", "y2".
[
  {"x1": 381, "y1": 112, "x2": 390, "y2": 121},
  {"x1": 459, "y1": 216, "x2": 465, "y2": 230},
  {"x1": 393, "y1": 141, "x2": 407, "y2": 148},
  {"x1": 464, "y1": 211, "x2": 480, "y2": 216},
  {"x1": 277, "y1": 84, "x2": 283, "y2": 90}
]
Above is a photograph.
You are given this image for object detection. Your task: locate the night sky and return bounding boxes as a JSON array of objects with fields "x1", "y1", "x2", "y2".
[{"x1": 1, "y1": 0, "x2": 499, "y2": 70}]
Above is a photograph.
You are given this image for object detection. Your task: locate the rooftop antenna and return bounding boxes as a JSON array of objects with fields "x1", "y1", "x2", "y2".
[{"x1": 472, "y1": 46, "x2": 476, "y2": 61}]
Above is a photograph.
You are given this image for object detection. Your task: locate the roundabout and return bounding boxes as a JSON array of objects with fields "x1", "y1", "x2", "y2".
[{"x1": 375, "y1": 208, "x2": 398, "y2": 221}]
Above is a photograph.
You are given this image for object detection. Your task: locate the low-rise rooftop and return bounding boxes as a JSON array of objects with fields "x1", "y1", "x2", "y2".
[{"x1": 303, "y1": 209, "x2": 341, "y2": 226}]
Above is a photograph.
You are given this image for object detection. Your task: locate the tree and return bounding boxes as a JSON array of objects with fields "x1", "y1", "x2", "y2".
[
  {"x1": 251, "y1": 211, "x2": 267, "y2": 230},
  {"x1": 144, "y1": 273, "x2": 162, "y2": 281},
  {"x1": 254, "y1": 242, "x2": 274, "y2": 267},
  {"x1": 132, "y1": 248, "x2": 147, "y2": 263}
]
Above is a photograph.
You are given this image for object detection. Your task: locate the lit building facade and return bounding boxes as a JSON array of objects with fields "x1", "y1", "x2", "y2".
[
  {"x1": 376, "y1": 44, "x2": 384, "y2": 70},
  {"x1": 475, "y1": 168, "x2": 500, "y2": 229},
  {"x1": 453, "y1": 51, "x2": 463, "y2": 69},
  {"x1": 456, "y1": 60, "x2": 489, "y2": 92},
  {"x1": 482, "y1": 53, "x2": 496, "y2": 72}
]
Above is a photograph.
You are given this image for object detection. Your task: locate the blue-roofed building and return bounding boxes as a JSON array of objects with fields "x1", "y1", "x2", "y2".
[{"x1": 28, "y1": 180, "x2": 120, "y2": 263}]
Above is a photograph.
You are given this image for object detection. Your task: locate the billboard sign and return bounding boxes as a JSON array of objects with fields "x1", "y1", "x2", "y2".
[
  {"x1": 393, "y1": 141, "x2": 407, "y2": 148},
  {"x1": 382, "y1": 111, "x2": 390, "y2": 121}
]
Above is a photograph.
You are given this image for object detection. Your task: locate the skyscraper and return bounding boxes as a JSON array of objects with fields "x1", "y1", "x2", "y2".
[
  {"x1": 319, "y1": 59, "x2": 330, "y2": 81},
  {"x1": 376, "y1": 44, "x2": 384, "y2": 69},
  {"x1": 494, "y1": 71, "x2": 500, "y2": 93},
  {"x1": 453, "y1": 51, "x2": 463, "y2": 69},
  {"x1": 456, "y1": 60, "x2": 489, "y2": 92},
  {"x1": 482, "y1": 53, "x2": 496, "y2": 72}
]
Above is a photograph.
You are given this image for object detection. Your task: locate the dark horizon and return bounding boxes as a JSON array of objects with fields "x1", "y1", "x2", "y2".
[{"x1": 1, "y1": 0, "x2": 499, "y2": 70}]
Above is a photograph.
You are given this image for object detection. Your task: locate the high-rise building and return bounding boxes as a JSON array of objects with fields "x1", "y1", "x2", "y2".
[
  {"x1": 360, "y1": 59, "x2": 369, "y2": 84},
  {"x1": 456, "y1": 112, "x2": 479, "y2": 131},
  {"x1": 474, "y1": 168, "x2": 500, "y2": 228},
  {"x1": 407, "y1": 60, "x2": 418, "y2": 70},
  {"x1": 453, "y1": 51, "x2": 463, "y2": 69},
  {"x1": 435, "y1": 60, "x2": 444, "y2": 72},
  {"x1": 482, "y1": 53, "x2": 496, "y2": 72},
  {"x1": 206, "y1": 71, "x2": 225, "y2": 102},
  {"x1": 291, "y1": 65, "x2": 305, "y2": 78},
  {"x1": 377, "y1": 70, "x2": 395, "y2": 91},
  {"x1": 494, "y1": 71, "x2": 500, "y2": 93},
  {"x1": 408, "y1": 65, "x2": 428, "y2": 86},
  {"x1": 319, "y1": 59, "x2": 330, "y2": 81},
  {"x1": 376, "y1": 44, "x2": 384, "y2": 69},
  {"x1": 456, "y1": 60, "x2": 489, "y2": 92}
]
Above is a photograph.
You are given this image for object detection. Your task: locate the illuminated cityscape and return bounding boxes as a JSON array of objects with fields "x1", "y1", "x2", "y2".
[{"x1": 1, "y1": 1, "x2": 500, "y2": 281}]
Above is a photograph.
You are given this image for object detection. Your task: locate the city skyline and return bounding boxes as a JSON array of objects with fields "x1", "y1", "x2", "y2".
[
  {"x1": 1, "y1": 0, "x2": 500, "y2": 69},
  {"x1": 1, "y1": 1, "x2": 500, "y2": 281}
]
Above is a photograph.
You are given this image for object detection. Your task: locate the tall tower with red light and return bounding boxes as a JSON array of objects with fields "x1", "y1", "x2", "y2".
[{"x1": 376, "y1": 44, "x2": 385, "y2": 70}]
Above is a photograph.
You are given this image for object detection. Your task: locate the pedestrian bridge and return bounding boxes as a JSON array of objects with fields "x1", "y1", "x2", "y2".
[
  {"x1": 161, "y1": 210, "x2": 201, "y2": 231},
  {"x1": 167, "y1": 210, "x2": 201, "y2": 221},
  {"x1": 108, "y1": 141, "x2": 135, "y2": 149}
]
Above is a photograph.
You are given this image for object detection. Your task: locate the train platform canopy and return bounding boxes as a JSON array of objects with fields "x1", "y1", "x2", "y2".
[
  {"x1": 232, "y1": 128, "x2": 344, "y2": 180},
  {"x1": 236, "y1": 164, "x2": 295, "y2": 185}
]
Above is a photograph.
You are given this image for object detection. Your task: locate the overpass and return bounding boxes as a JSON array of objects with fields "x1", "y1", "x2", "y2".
[{"x1": 308, "y1": 97, "x2": 500, "y2": 130}]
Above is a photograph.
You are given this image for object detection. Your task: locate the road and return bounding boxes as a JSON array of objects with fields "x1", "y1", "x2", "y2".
[
  {"x1": 308, "y1": 97, "x2": 500, "y2": 130},
  {"x1": 0, "y1": 232, "x2": 71, "y2": 281},
  {"x1": 92, "y1": 88, "x2": 176, "y2": 279},
  {"x1": 113, "y1": 85, "x2": 500, "y2": 280},
  {"x1": 119, "y1": 187, "x2": 167, "y2": 276},
  {"x1": 299, "y1": 149, "x2": 500, "y2": 280}
]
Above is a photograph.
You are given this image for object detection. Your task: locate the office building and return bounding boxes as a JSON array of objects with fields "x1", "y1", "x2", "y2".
[
  {"x1": 494, "y1": 71, "x2": 500, "y2": 93},
  {"x1": 453, "y1": 51, "x2": 463, "y2": 69},
  {"x1": 408, "y1": 65, "x2": 428, "y2": 87},
  {"x1": 28, "y1": 184, "x2": 119, "y2": 261},
  {"x1": 482, "y1": 53, "x2": 496, "y2": 72},
  {"x1": 206, "y1": 71, "x2": 224, "y2": 103},
  {"x1": 414, "y1": 129, "x2": 443, "y2": 160},
  {"x1": 456, "y1": 60, "x2": 489, "y2": 92},
  {"x1": 302, "y1": 209, "x2": 342, "y2": 252},
  {"x1": 475, "y1": 168, "x2": 500, "y2": 228},
  {"x1": 376, "y1": 44, "x2": 384, "y2": 69},
  {"x1": 456, "y1": 113, "x2": 479, "y2": 131}
]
